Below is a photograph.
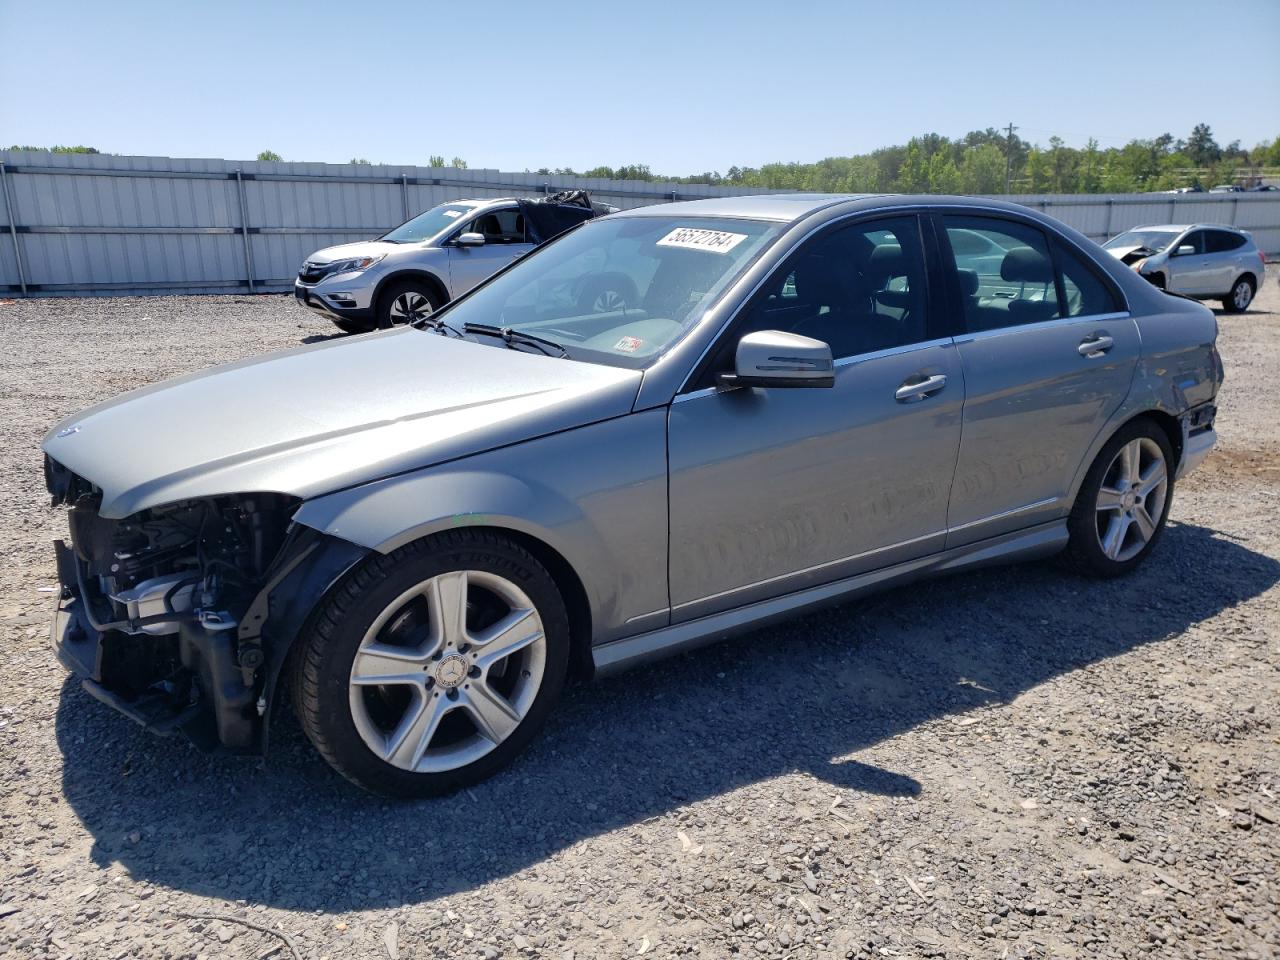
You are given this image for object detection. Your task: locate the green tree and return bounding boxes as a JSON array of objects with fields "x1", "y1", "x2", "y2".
[
  {"x1": 6, "y1": 144, "x2": 100, "y2": 153},
  {"x1": 428, "y1": 155, "x2": 445, "y2": 167},
  {"x1": 1185, "y1": 124, "x2": 1220, "y2": 167},
  {"x1": 349, "y1": 157, "x2": 372, "y2": 165},
  {"x1": 449, "y1": 156, "x2": 468, "y2": 169},
  {"x1": 958, "y1": 144, "x2": 1006, "y2": 194},
  {"x1": 256, "y1": 149, "x2": 281, "y2": 162}
]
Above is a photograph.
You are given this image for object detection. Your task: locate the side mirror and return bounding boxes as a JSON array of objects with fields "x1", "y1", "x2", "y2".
[
  {"x1": 455, "y1": 232, "x2": 486, "y2": 247},
  {"x1": 717, "y1": 330, "x2": 834, "y2": 389},
  {"x1": 1174, "y1": 244, "x2": 1196, "y2": 256}
]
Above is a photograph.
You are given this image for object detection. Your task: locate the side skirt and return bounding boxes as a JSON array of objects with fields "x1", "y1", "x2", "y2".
[{"x1": 591, "y1": 520, "x2": 1068, "y2": 678}]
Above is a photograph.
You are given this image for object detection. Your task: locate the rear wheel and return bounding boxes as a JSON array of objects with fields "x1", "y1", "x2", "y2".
[
  {"x1": 1221, "y1": 275, "x2": 1255, "y2": 313},
  {"x1": 377, "y1": 280, "x2": 443, "y2": 329},
  {"x1": 1065, "y1": 419, "x2": 1174, "y2": 578},
  {"x1": 293, "y1": 530, "x2": 570, "y2": 797}
]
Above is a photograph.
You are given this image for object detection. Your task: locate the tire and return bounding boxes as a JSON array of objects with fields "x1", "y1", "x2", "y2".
[
  {"x1": 1064, "y1": 418, "x2": 1174, "y2": 578},
  {"x1": 292, "y1": 530, "x2": 570, "y2": 797},
  {"x1": 1221, "y1": 275, "x2": 1255, "y2": 313},
  {"x1": 332, "y1": 318, "x2": 373, "y2": 335},
  {"x1": 576, "y1": 274, "x2": 638, "y2": 314},
  {"x1": 376, "y1": 280, "x2": 444, "y2": 329}
]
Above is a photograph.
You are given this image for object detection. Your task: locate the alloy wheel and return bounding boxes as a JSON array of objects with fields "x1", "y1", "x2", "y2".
[
  {"x1": 1094, "y1": 437, "x2": 1168, "y2": 562},
  {"x1": 347, "y1": 570, "x2": 546, "y2": 773},
  {"x1": 389, "y1": 291, "x2": 434, "y2": 325},
  {"x1": 1233, "y1": 280, "x2": 1253, "y2": 311}
]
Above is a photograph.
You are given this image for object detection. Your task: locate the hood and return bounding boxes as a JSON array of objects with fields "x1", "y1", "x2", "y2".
[
  {"x1": 307, "y1": 239, "x2": 403, "y2": 264},
  {"x1": 1104, "y1": 244, "x2": 1145, "y2": 260},
  {"x1": 44, "y1": 331, "x2": 642, "y2": 518}
]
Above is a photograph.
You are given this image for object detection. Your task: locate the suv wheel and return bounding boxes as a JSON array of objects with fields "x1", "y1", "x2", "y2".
[
  {"x1": 1065, "y1": 419, "x2": 1174, "y2": 578},
  {"x1": 378, "y1": 280, "x2": 443, "y2": 329},
  {"x1": 1222, "y1": 276, "x2": 1255, "y2": 313},
  {"x1": 293, "y1": 530, "x2": 569, "y2": 797}
]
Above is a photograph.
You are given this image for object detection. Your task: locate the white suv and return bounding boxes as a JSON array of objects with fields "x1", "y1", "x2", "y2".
[
  {"x1": 1103, "y1": 224, "x2": 1266, "y2": 312},
  {"x1": 295, "y1": 194, "x2": 613, "y2": 333}
]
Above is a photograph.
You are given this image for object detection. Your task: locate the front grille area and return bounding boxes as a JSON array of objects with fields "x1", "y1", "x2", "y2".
[{"x1": 298, "y1": 261, "x2": 329, "y2": 284}]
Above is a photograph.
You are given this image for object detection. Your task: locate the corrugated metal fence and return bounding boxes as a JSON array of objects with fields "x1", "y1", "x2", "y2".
[{"x1": 2, "y1": 151, "x2": 1277, "y2": 297}]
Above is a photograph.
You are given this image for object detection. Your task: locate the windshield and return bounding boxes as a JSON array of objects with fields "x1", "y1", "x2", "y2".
[
  {"x1": 381, "y1": 203, "x2": 476, "y2": 243},
  {"x1": 432, "y1": 215, "x2": 783, "y2": 368},
  {"x1": 1103, "y1": 229, "x2": 1179, "y2": 253}
]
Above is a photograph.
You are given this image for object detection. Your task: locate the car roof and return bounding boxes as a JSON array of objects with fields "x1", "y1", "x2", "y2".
[
  {"x1": 611, "y1": 194, "x2": 880, "y2": 222},
  {"x1": 1126, "y1": 224, "x2": 1245, "y2": 234}
]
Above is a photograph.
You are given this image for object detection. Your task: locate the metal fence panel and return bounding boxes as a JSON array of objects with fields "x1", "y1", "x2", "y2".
[{"x1": 2, "y1": 150, "x2": 1277, "y2": 297}]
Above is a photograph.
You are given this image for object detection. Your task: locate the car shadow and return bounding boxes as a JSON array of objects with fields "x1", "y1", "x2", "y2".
[
  {"x1": 299, "y1": 332, "x2": 349, "y2": 344},
  {"x1": 56, "y1": 520, "x2": 1278, "y2": 910}
]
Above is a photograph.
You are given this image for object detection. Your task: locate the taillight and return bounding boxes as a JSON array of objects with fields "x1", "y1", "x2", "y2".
[{"x1": 1260, "y1": 250, "x2": 1267, "y2": 268}]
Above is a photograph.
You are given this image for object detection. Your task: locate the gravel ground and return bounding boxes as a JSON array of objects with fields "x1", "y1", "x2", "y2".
[{"x1": 1, "y1": 280, "x2": 1278, "y2": 960}]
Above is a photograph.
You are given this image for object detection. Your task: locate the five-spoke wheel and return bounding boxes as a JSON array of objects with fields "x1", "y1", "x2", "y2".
[
  {"x1": 1094, "y1": 437, "x2": 1168, "y2": 562},
  {"x1": 1067, "y1": 418, "x2": 1175, "y2": 577},
  {"x1": 347, "y1": 569, "x2": 547, "y2": 774},
  {"x1": 293, "y1": 531, "x2": 568, "y2": 797}
]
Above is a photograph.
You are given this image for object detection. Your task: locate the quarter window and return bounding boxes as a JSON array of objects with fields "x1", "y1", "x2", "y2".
[
  {"x1": 728, "y1": 216, "x2": 930, "y2": 363},
  {"x1": 942, "y1": 216, "x2": 1060, "y2": 332}
]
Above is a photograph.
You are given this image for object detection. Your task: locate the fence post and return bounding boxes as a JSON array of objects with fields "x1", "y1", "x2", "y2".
[
  {"x1": 0, "y1": 161, "x2": 28, "y2": 297},
  {"x1": 234, "y1": 169, "x2": 255, "y2": 293},
  {"x1": 1104, "y1": 198, "x2": 1114, "y2": 238},
  {"x1": 400, "y1": 174, "x2": 410, "y2": 220}
]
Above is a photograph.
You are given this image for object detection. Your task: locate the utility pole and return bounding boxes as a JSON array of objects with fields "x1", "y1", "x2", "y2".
[{"x1": 1003, "y1": 122, "x2": 1018, "y2": 194}]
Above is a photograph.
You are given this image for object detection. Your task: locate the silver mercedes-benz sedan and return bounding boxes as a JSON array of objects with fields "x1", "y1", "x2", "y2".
[{"x1": 43, "y1": 194, "x2": 1222, "y2": 796}]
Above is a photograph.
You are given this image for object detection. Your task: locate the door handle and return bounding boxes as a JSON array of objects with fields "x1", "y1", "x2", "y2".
[
  {"x1": 1078, "y1": 334, "x2": 1114, "y2": 357},
  {"x1": 895, "y1": 373, "x2": 947, "y2": 402}
]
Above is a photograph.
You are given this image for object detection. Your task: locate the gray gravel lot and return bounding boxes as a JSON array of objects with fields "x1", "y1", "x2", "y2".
[{"x1": 1, "y1": 281, "x2": 1278, "y2": 960}]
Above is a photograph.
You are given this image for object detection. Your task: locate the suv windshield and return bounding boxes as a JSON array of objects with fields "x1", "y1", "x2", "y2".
[
  {"x1": 1103, "y1": 229, "x2": 1180, "y2": 253},
  {"x1": 381, "y1": 203, "x2": 477, "y2": 243},
  {"x1": 431, "y1": 216, "x2": 783, "y2": 368}
]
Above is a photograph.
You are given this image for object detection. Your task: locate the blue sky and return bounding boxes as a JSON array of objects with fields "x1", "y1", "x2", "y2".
[{"x1": 2, "y1": 0, "x2": 1277, "y2": 173}]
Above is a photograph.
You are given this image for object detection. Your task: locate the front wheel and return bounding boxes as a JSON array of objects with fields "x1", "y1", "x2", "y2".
[
  {"x1": 1065, "y1": 419, "x2": 1174, "y2": 578},
  {"x1": 1221, "y1": 276, "x2": 1255, "y2": 313},
  {"x1": 292, "y1": 531, "x2": 570, "y2": 797},
  {"x1": 377, "y1": 280, "x2": 444, "y2": 329}
]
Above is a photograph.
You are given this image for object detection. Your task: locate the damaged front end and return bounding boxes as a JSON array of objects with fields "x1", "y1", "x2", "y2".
[{"x1": 45, "y1": 455, "x2": 368, "y2": 752}]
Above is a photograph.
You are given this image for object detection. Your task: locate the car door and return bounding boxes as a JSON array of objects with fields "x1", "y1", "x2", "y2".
[
  {"x1": 937, "y1": 213, "x2": 1139, "y2": 547},
  {"x1": 1166, "y1": 229, "x2": 1213, "y2": 295},
  {"x1": 1203, "y1": 229, "x2": 1244, "y2": 292},
  {"x1": 666, "y1": 214, "x2": 964, "y2": 622},
  {"x1": 446, "y1": 206, "x2": 536, "y2": 296}
]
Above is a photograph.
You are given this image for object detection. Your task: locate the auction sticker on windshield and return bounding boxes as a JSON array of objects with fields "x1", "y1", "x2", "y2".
[{"x1": 657, "y1": 227, "x2": 748, "y2": 254}]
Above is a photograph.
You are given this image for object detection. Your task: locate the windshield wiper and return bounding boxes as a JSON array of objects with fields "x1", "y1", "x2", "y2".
[
  {"x1": 412, "y1": 314, "x2": 464, "y2": 337},
  {"x1": 462, "y1": 322, "x2": 568, "y2": 358}
]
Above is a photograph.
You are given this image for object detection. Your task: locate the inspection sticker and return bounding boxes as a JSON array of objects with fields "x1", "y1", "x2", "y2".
[
  {"x1": 613, "y1": 335, "x2": 644, "y2": 353},
  {"x1": 442, "y1": 209, "x2": 463, "y2": 218},
  {"x1": 656, "y1": 227, "x2": 748, "y2": 254}
]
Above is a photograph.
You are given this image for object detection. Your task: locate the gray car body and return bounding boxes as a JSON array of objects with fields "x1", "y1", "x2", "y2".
[
  {"x1": 294, "y1": 198, "x2": 535, "y2": 324},
  {"x1": 1104, "y1": 223, "x2": 1266, "y2": 299},
  {"x1": 45, "y1": 194, "x2": 1221, "y2": 687}
]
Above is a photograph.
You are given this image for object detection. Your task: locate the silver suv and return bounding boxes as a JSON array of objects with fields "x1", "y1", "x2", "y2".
[
  {"x1": 1103, "y1": 224, "x2": 1266, "y2": 312},
  {"x1": 295, "y1": 195, "x2": 611, "y2": 333}
]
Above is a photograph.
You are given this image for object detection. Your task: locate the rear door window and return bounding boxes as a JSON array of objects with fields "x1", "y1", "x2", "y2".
[
  {"x1": 1205, "y1": 230, "x2": 1246, "y2": 253},
  {"x1": 941, "y1": 216, "x2": 1060, "y2": 332},
  {"x1": 1053, "y1": 241, "x2": 1122, "y2": 317}
]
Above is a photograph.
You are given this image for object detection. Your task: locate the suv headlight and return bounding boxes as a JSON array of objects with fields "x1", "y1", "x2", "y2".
[{"x1": 326, "y1": 254, "x2": 384, "y2": 276}]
